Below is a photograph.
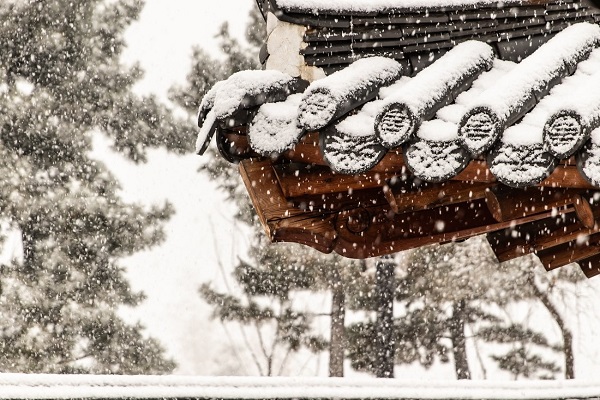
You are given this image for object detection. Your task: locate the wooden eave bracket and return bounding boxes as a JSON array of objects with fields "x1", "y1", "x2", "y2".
[{"x1": 235, "y1": 129, "x2": 600, "y2": 276}]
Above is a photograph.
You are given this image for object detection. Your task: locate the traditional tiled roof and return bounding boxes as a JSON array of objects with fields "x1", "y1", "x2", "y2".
[
  {"x1": 257, "y1": 0, "x2": 600, "y2": 74},
  {"x1": 198, "y1": 22, "x2": 600, "y2": 189},
  {"x1": 197, "y1": 3, "x2": 600, "y2": 276}
]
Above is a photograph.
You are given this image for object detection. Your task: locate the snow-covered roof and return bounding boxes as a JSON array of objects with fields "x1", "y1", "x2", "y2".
[
  {"x1": 197, "y1": 3, "x2": 600, "y2": 267},
  {"x1": 272, "y1": 0, "x2": 526, "y2": 13},
  {"x1": 258, "y1": 0, "x2": 600, "y2": 76},
  {"x1": 198, "y1": 22, "x2": 600, "y2": 189}
]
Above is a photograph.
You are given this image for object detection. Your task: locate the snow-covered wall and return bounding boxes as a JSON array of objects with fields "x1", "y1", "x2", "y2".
[{"x1": 2, "y1": 374, "x2": 600, "y2": 399}]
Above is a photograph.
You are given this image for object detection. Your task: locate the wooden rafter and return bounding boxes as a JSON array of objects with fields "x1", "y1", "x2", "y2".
[{"x1": 238, "y1": 129, "x2": 600, "y2": 266}]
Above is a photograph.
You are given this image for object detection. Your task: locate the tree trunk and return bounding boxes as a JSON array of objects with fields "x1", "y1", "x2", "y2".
[
  {"x1": 375, "y1": 256, "x2": 395, "y2": 378},
  {"x1": 449, "y1": 300, "x2": 471, "y2": 380},
  {"x1": 529, "y1": 275, "x2": 575, "y2": 379},
  {"x1": 329, "y1": 269, "x2": 345, "y2": 377},
  {"x1": 20, "y1": 220, "x2": 36, "y2": 268}
]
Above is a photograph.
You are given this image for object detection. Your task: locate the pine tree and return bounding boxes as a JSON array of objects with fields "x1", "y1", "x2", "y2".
[
  {"x1": 346, "y1": 238, "x2": 581, "y2": 380},
  {"x1": 398, "y1": 238, "x2": 514, "y2": 379},
  {"x1": 200, "y1": 241, "x2": 326, "y2": 376},
  {"x1": 171, "y1": 8, "x2": 375, "y2": 376},
  {"x1": 0, "y1": 0, "x2": 194, "y2": 373},
  {"x1": 480, "y1": 322, "x2": 562, "y2": 379},
  {"x1": 500, "y1": 255, "x2": 583, "y2": 379}
]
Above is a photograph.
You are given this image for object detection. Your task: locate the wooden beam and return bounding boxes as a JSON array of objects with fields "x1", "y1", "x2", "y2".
[
  {"x1": 487, "y1": 206, "x2": 600, "y2": 262},
  {"x1": 239, "y1": 159, "x2": 338, "y2": 253},
  {"x1": 450, "y1": 160, "x2": 496, "y2": 182},
  {"x1": 271, "y1": 213, "x2": 339, "y2": 252},
  {"x1": 536, "y1": 233, "x2": 600, "y2": 271},
  {"x1": 539, "y1": 163, "x2": 595, "y2": 189},
  {"x1": 275, "y1": 155, "x2": 545, "y2": 202},
  {"x1": 283, "y1": 131, "x2": 322, "y2": 165},
  {"x1": 333, "y1": 198, "x2": 560, "y2": 259},
  {"x1": 238, "y1": 158, "x2": 595, "y2": 261},
  {"x1": 577, "y1": 253, "x2": 600, "y2": 278},
  {"x1": 385, "y1": 180, "x2": 495, "y2": 214},
  {"x1": 484, "y1": 186, "x2": 594, "y2": 228},
  {"x1": 273, "y1": 164, "x2": 397, "y2": 198},
  {"x1": 290, "y1": 187, "x2": 389, "y2": 213}
]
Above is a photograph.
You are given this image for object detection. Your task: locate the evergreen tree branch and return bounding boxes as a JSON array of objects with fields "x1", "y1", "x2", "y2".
[{"x1": 528, "y1": 272, "x2": 575, "y2": 379}]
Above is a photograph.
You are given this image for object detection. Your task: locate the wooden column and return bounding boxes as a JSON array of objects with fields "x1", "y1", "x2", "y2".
[{"x1": 375, "y1": 255, "x2": 396, "y2": 378}]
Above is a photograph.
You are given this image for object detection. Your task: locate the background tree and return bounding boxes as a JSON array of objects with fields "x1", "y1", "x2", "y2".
[
  {"x1": 200, "y1": 241, "x2": 327, "y2": 376},
  {"x1": 0, "y1": 0, "x2": 195, "y2": 373},
  {"x1": 172, "y1": 7, "x2": 379, "y2": 376},
  {"x1": 481, "y1": 322, "x2": 562, "y2": 379},
  {"x1": 500, "y1": 255, "x2": 583, "y2": 379},
  {"x1": 346, "y1": 237, "x2": 583, "y2": 380}
]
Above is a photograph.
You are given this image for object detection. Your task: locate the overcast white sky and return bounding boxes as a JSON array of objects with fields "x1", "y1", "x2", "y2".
[
  {"x1": 123, "y1": 0, "x2": 253, "y2": 99},
  {"x1": 108, "y1": 0, "x2": 255, "y2": 375}
]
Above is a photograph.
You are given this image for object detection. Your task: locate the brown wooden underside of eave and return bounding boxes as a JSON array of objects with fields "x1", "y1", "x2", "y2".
[{"x1": 236, "y1": 132, "x2": 600, "y2": 277}]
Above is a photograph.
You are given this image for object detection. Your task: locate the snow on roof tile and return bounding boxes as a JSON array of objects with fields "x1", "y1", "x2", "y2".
[
  {"x1": 298, "y1": 57, "x2": 403, "y2": 131},
  {"x1": 248, "y1": 94, "x2": 304, "y2": 156},
  {"x1": 211, "y1": 70, "x2": 300, "y2": 119},
  {"x1": 197, "y1": 23, "x2": 600, "y2": 189},
  {"x1": 272, "y1": 0, "x2": 526, "y2": 14},
  {"x1": 375, "y1": 40, "x2": 495, "y2": 149},
  {"x1": 457, "y1": 22, "x2": 600, "y2": 155}
]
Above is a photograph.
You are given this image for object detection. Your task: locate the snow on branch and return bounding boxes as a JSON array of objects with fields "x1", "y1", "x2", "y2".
[
  {"x1": 298, "y1": 57, "x2": 403, "y2": 131},
  {"x1": 458, "y1": 22, "x2": 600, "y2": 156},
  {"x1": 375, "y1": 40, "x2": 494, "y2": 149}
]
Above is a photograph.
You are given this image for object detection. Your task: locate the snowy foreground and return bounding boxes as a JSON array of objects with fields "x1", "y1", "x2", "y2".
[{"x1": 2, "y1": 375, "x2": 600, "y2": 399}]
